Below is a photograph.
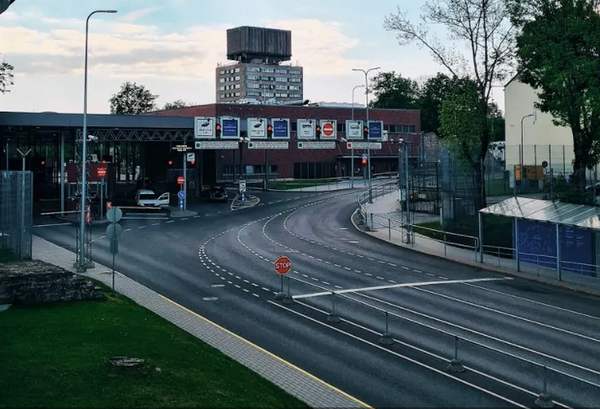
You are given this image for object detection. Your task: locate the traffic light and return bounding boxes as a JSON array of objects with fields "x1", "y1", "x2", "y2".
[
  {"x1": 316, "y1": 125, "x2": 321, "y2": 138},
  {"x1": 363, "y1": 125, "x2": 369, "y2": 139},
  {"x1": 216, "y1": 122, "x2": 222, "y2": 138},
  {"x1": 267, "y1": 124, "x2": 273, "y2": 138}
]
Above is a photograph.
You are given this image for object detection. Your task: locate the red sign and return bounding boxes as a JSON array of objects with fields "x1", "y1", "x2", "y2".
[
  {"x1": 177, "y1": 176, "x2": 185, "y2": 185},
  {"x1": 97, "y1": 166, "x2": 107, "y2": 178},
  {"x1": 322, "y1": 122, "x2": 334, "y2": 137},
  {"x1": 274, "y1": 256, "x2": 292, "y2": 275},
  {"x1": 106, "y1": 201, "x2": 112, "y2": 210}
]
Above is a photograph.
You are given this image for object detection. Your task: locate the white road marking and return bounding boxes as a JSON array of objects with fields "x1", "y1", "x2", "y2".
[{"x1": 33, "y1": 222, "x2": 72, "y2": 228}]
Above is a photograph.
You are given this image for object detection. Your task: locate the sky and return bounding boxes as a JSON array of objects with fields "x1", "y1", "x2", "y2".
[{"x1": 0, "y1": 0, "x2": 506, "y2": 114}]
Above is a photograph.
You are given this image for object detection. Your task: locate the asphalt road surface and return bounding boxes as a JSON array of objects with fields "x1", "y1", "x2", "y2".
[{"x1": 34, "y1": 188, "x2": 600, "y2": 408}]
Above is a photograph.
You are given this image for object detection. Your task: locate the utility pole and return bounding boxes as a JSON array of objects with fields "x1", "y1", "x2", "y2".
[
  {"x1": 351, "y1": 84, "x2": 365, "y2": 189},
  {"x1": 353, "y1": 67, "x2": 380, "y2": 202},
  {"x1": 16, "y1": 148, "x2": 31, "y2": 259},
  {"x1": 79, "y1": 9, "x2": 117, "y2": 272}
]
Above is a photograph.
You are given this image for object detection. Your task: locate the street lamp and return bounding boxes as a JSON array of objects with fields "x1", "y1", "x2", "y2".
[
  {"x1": 350, "y1": 84, "x2": 366, "y2": 189},
  {"x1": 78, "y1": 9, "x2": 117, "y2": 272},
  {"x1": 353, "y1": 66, "x2": 381, "y2": 203},
  {"x1": 238, "y1": 134, "x2": 250, "y2": 201},
  {"x1": 518, "y1": 112, "x2": 536, "y2": 193}
]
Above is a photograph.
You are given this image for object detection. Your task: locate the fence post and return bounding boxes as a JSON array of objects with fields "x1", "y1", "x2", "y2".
[
  {"x1": 370, "y1": 213, "x2": 374, "y2": 231},
  {"x1": 379, "y1": 311, "x2": 394, "y2": 345},
  {"x1": 515, "y1": 218, "x2": 521, "y2": 272},
  {"x1": 447, "y1": 336, "x2": 465, "y2": 373},
  {"x1": 388, "y1": 218, "x2": 391, "y2": 241},
  {"x1": 478, "y1": 212, "x2": 484, "y2": 263},
  {"x1": 534, "y1": 366, "x2": 553, "y2": 408},
  {"x1": 327, "y1": 293, "x2": 341, "y2": 323},
  {"x1": 556, "y1": 224, "x2": 561, "y2": 281}
]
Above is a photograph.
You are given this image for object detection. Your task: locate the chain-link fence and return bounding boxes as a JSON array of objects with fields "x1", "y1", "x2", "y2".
[{"x1": 0, "y1": 171, "x2": 33, "y2": 259}]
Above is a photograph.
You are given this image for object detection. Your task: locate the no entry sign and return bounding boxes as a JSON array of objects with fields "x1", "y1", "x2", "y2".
[
  {"x1": 177, "y1": 176, "x2": 185, "y2": 185},
  {"x1": 274, "y1": 256, "x2": 292, "y2": 275},
  {"x1": 319, "y1": 119, "x2": 337, "y2": 140}
]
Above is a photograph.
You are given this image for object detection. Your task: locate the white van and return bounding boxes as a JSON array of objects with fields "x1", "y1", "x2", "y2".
[{"x1": 135, "y1": 190, "x2": 170, "y2": 208}]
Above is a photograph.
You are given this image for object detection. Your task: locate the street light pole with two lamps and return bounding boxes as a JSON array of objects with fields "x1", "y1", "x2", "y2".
[
  {"x1": 352, "y1": 66, "x2": 380, "y2": 203},
  {"x1": 350, "y1": 84, "x2": 366, "y2": 189},
  {"x1": 78, "y1": 9, "x2": 117, "y2": 272}
]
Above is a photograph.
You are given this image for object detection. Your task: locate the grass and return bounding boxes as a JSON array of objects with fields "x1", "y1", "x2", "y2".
[
  {"x1": 0, "y1": 288, "x2": 305, "y2": 409},
  {"x1": 268, "y1": 178, "x2": 341, "y2": 190}
]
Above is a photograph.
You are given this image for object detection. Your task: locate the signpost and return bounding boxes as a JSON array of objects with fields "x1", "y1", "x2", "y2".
[
  {"x1": 297, "y1": 141, "x2": 336, "y2": 150},
  {"x1": 274, "y1": 255, "x2": 292, "y2": 301},
  {"x1": 368, "y1": 120, "x2": 384, "y2": 140},
  {"x1": 195, "y1": 141, "x2": 239, "y2": 150},
  {"x1": 272, "y1": 118, "x2": 290, "y2": 139},
  {"x1": 297, "y1": 119, "x2": 316, "y2": 140},
  {"x1": 247, "y1": 118, "x2": 267, "y2": 139},
  {"x1": 345, "y1": 120, "x2": 364, "y2": 140},
  {"x1": 97, "y1": 163, "x2": 107, "y2": 219},
  {"x1": 319, "y1": 120, "x2": 337, "y2": 140},
  {"x1": 220, "y1": 117, "x2": 241, "y2": 139},
  {"x1": 106, "y1": 207, "x2": 123, "y2": 291},
  {"x1": 194, "y1": 117, "x2": 216, "y2": 139}
]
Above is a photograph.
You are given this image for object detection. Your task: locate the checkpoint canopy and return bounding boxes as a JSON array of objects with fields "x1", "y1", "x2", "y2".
[{"x1": 479, "y1": 196, "x2": 600, "y2": 277}]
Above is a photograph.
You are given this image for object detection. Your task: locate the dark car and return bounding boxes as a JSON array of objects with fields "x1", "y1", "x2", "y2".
[{"x1": 203, "y1": 186, "x2": 229, "y2": 202}]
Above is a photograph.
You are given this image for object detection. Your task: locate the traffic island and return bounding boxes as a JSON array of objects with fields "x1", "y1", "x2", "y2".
[
  {"x1": 169, "y1": 208, "x2": 198, "y2": 218},
  {"x1": 0, "y1": 284, "x2": 306, "y2": 409},
  {"x1": 230, "y1": 194, "x2": 261, "y2": 211}
]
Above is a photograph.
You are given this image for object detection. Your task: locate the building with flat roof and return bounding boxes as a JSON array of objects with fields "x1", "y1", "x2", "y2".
[{"x1": 216, "y1": 26, "x2": 303, "y2": 105}]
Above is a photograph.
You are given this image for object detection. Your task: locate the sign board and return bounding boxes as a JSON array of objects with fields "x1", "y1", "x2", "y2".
[
  {"x1": 186, "y1": 152, "x2": 195, "y2": 163},
  {"x1": 97, "y1": 166, "x2": 107, "y2": 178},
  {"x1": 345, "y1": 120, "x2": 363, "y2": 140},
  {"x1": 177, "y1": 176, "x2": 185, "y2": 185},
  {"x1": 220, "y1": 117, "x2": 240, "y2": 139},
  {"x1": 239, "y1": 180, "x2": 247, "y2": 193},
  {"x1": 249, "y1": 141, "x2": 289, "y2": 150},
  {"x1": 319, "y1": 120, "x2": 337, "y2": 140},
  {"x1": 297, "y1": 119, "x2": 316, "y2": 140},
  {"x1": 106, "y1": 207, "x2": 123, "y2": 223},
  {"x1": 274, "y1": 255, "x2": 292, "y2": 275},
  {"x1": 105, "y1": 223, "x2": 123, "y2": 239},
  {"x1": 298, "y1": 141, "x2": 336, "y2": 150},
  {"x1": 195, "y1": 141, "x2": 239, "y2": 150},
  {"x1": 178, "y1": 190, "x2": 186, "y2": 200},
  {"x1": 272, "y1": 118, "x2": 290, "y2": 139},
  {"x1": 172, "y1": 144, "x2": 192, "y2": 152},
  {"x1": 194, "y1": 117, "x2": 215, "y2": 139},
  {"x1": 247, "y1": 118, "x2": 267, "y2": 139},
  {"x1": 347, "y1": 141, "x2": 382, "y2": 150},
  {"x1": 368, "y1": 121, "x2": 384, "y2": 140}
]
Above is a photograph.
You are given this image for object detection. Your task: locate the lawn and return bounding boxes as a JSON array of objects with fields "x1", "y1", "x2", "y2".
[
  {"x1": 0, "y1": 288, "x2": 305, "y2": 409},
  {"x1": 268, "y1": 178, "x2": 342, "y2": 190}
]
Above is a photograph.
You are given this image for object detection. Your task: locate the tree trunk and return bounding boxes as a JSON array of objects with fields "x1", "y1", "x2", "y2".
[{"x1": 572, "y1": 128, "x2": 588, "y2": 192}]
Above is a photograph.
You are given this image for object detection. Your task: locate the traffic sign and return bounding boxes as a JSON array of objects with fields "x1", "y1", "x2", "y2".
[
  {"x1": 106, "y1": 207, "x2": 123, "y2": 223},
  {"x1": 97, "y1": 166, "x2": 107, "y2": 178},
  {"x1": 275, "y1": 255, "x2": 292, "y2": 275},
  {"x1": 178, "y1": 190, "x2": 186, "y2": 200},
  {"x1": 239, "y1": 179, "x2": 247, "y2": 193},
  {"x1": 105, "y1": 223, "x2": 123, "y2": 239},
  {"x1": 361, "y1": 153, "x2": 368, "y2": 166},
  {"x1": 177, "y1": 176, "x2": 185, "y2": 185},
  {"x1": 319, "y1": 120, "x2": 337, "y2": 140}
]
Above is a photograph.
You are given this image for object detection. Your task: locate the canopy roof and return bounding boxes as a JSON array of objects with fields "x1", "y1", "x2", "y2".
[{"x1": 480, "y1": 197, "x2": 600, "y2": 230}]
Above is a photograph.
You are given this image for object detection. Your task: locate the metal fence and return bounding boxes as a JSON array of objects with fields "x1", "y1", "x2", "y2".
[{"x1": 0, "y1": 171, "x2": 33, "y2": 259}]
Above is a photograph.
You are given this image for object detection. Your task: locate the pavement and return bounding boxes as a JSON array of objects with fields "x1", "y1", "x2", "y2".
[{"x1": 31, "y1": 188, "x2": 600, "y2": 408}]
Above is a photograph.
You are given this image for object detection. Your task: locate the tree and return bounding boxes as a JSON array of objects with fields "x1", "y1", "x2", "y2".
[
  {"x1": 0, "y1": 62, "x2": 14, "y2": 94},
  {"x1": 163, "y1": 100, "x2": 190, "y2": 110},
  {"x1": 515, "y1": 0, "x2": 600, "y2": 190},
  {"x1": 385, "y1": 0, "x2": 516, "y2": 208},
  {"x1": 109, "y1": 82, "x2": 158, "y2": 114},
  {"x1": 370, "y1": 72, "x2": 419, "y2": 109},
  {"x1": 418, "y1": 73, "x2": 455, "y2": 134}
]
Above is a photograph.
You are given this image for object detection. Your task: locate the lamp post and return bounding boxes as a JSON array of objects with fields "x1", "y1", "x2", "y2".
[
  {"x1": 79, "y1": 9, "x2": 117, "y2": 272},
  {"x1": 353, "y1": 66, "x2": 380, "y2": 203},
  {"x1": 351, "y1": 84, "x2": 365, "y2": 189},
  {"x1": 518, "y1": 112, "x2": 536, "y2": 194},
  {"x1": 238, "y1": 134, "x2": 249, "y2": 201}
]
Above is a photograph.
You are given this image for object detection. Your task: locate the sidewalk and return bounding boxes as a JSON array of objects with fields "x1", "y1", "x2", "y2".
[
  {"x1": 357, "y1": 192, "x2": 600, "y2": 297},
  {"x1": 32, "y1": 236, "x2": 368, "y2": 409}
]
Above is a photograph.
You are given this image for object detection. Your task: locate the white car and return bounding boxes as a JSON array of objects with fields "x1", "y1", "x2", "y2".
[{"x1": 135, "y1": 189, "x2": 170, "y2": 208}]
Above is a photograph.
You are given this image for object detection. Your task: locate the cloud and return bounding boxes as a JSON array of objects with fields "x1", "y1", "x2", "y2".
[{"x1": 0, "y1": 10, "x2": 367, "y2": 111}]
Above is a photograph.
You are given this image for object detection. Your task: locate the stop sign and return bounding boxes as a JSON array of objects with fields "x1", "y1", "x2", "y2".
[
  {"x1": 322, "y1": 122, "x2": 334, "y2": 137},
  {"x1": 177, "y1": 176, "x2": 185, "y2": 185},
  {"x1": 274, "y1": 256, "x2": 292, "y2": 275}
]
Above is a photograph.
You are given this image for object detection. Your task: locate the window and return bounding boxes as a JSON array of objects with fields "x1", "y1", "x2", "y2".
[
  {"x1": 275, "y1": 76, "x2": 288, "y2": 82},
  {"x1": 247, "y1": 66, "x2": 260, "y2": 72},
  {"x1": 289, "y1": 77, "x2": 301, "y2": 83},
  {"x1": 235, "y1": 92, "x2": 241, "y2": 96},
  {"x1": 262, "y1": 92, "x2": 274, "y2": 97},
  {"x1": 288, "y1": 85, "x2": 299, "y2": 90},
  {"x1": 219, "y1": 85, "x2": 224, "y2": 91},
  {"x1": 235, "y1": 76, "x2": 240, "y2": 81},
  {"x1": 262, "y1": 67, "x2": 274, "y2": 73},
  {"x1": 235, "y1": 84, "x2": 240, "y2": 89},
  {"x1": 247, "y1": 74, "x2": 258, "y2": 80},
  {"x1": 220, "y1": 94, "x2": 225, "y2": 98},
  {"x1": 275, "y1": 93, "x2": 288, "y2": 97},
  {"x1": 275, "y1": 85, "x2": 288, "y2": 90},
  {"x1": 275, "y1": 68, "x2": 288, "y2": 74},
  {"x1": 248, "y1": 82, "x2": 260, "y2": 89},
  {"x1": 219, "y1": 78, "x2": 225, "y2": 83},
  {"x1": 235, "y1": 68, "x2": 240, "y2": 73},
  {"x1": 219, "y1": 70, "x2": 225, "y2": 75}
]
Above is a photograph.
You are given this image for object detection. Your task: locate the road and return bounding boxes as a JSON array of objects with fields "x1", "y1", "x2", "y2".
[{"x1": 34, "y1": 188, "x2": 600, "y2": 408}]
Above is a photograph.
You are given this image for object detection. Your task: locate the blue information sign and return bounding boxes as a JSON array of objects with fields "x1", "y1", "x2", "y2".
[
  {"x1": 272, "y1": 119, "x2": 290, "y2": 139},
  {"x1": 368, "y1": 121, "x2": 383, "y2": 140},
  {"x1": 178, "y1": 190, "x2": 186, "y2": 200},
  {"x1": 221, "y1": 118, "x2": 240, "y2": 139}
]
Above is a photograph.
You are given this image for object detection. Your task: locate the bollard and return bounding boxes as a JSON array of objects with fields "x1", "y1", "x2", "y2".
[
  {"x1": 327, "y1": 293, "x2": 341, "y2": 323},
  {"x1": 534, "y1": 366, "x2": 554, "y2": 408},
  {"x1": 370, "y1": 213, "x2": 374, "y2": 232},
  {"x1": 446, "y1": 336, "x2": 465, "y2": 373},
  {"x1": 282, "y1": 275, "x2": 294, "y2": 305},
  {"x1": 388, "y1": 219, "x2": 392, "y2": 241},
  {"x1": 379, "y1": 311, "x2": 394, "y2": 345}
]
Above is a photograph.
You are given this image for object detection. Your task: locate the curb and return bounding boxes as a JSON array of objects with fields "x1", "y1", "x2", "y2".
[
  {"x1": 230, "y1": 194, "x2": 261, "y2": 211},
  {"x1": 350, "y1": 208, "x2": 600, "y2": 298}
]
